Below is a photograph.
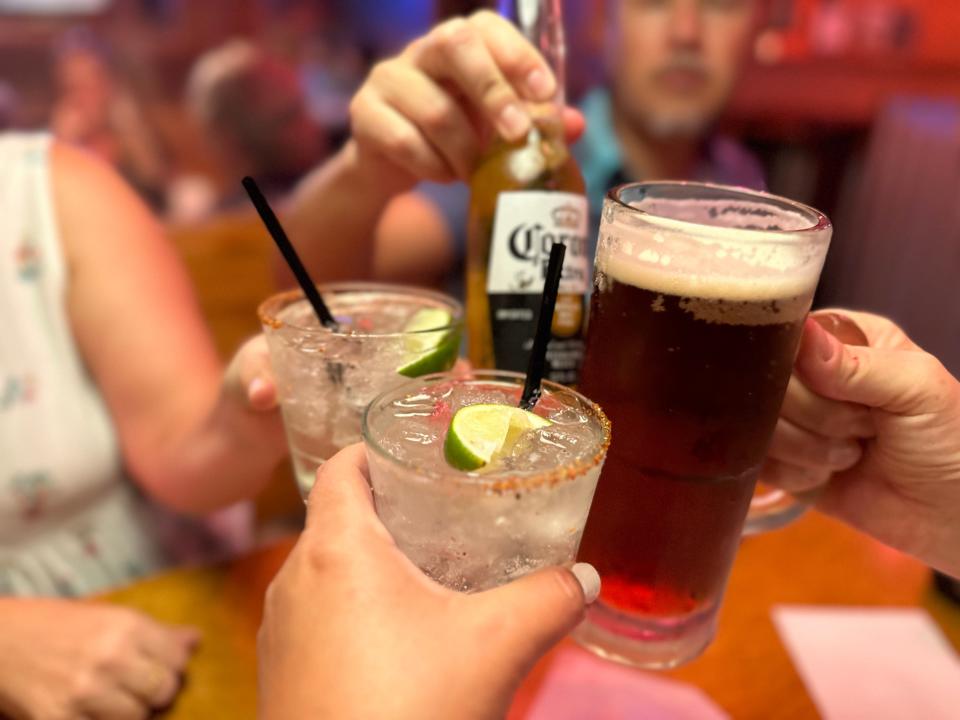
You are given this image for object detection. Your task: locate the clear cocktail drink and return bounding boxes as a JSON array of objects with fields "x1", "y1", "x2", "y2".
[
  {"x1": 260, "y1": 283, "x2": 463, "y2": 498},
  {"x1": 362, "y1": 370, "x2": 610, "y2": 592}
]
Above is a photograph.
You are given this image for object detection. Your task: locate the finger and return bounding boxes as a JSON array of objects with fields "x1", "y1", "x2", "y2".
[
  {"x1": 813, "y1": 308, "x2": 920, "y2": 351},
  {"x1": 760, "y1": 457, "x2": 832, "y2": 494},
  {"x1": 469, "y1": 563, "x2": 599, "y2": 674},
  {"x1": 416, "y1": 17, "x2": 532, "y2": 142},
  {"x1": 451, "y1": 357, "x2": 474, "y2": 379},
  {"x1": 224, "y1": 335, "x2": 277, "y2": 411},
  {"x1": 767, "y1": 417, "x2": 863, "y2": 471},
  {"x1": 77, "y1": 685, "x2": 149, "y2": 720},
  {"x1": 237, "y1": 336, "x2": 278, "y2": 411},
  {"x1": 370, "y1": 62, "x2": 479, "y2": 180},
  {"x1": 352, "y1": 90, "x2": 453, "y2": 181},
  {"x1": 136, "y1": 622, "x2": 194, "y2": 670},
  {"x1": 810, "y1": 311, "x2": 868, "y2": 346},
  {"x1": 468, "y1": 10, "x2": 557, "y2": 101},
  {"x1": 305, "y1": 443, "x2": 377, "y2": 531},
  {"x1": 795, "y1": 318, "x2": 955, "y2": 415},
  {"x1": 173, "y1": 626, "x2": 201, "y2": 651},
  {"x1": 115, "y1": 655, "x2": 180, "y2": 708},
  {"x1": 562, "y1": 106, "x2": 586, "y2": 144},
  {"x1": 245, "y1": 377, "x2": 277, "y2": 411},
  {"x1": 781, "y1": 375, "x2": 875, "y2": 439}
]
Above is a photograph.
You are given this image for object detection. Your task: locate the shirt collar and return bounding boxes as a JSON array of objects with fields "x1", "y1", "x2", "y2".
[{"x1": 573, "y1": 87, "x2": 624, "y2": 213}]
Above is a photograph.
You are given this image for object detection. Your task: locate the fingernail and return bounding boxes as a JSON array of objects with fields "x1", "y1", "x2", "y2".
[
  {"x1": 808, "y1": 318, "x2": 840, "y2": 363},
  {"x1": 248, "y1": 377, "x2": 268, "y2": 402},
  {"x1": 524, "y1": 68, "x2": 554, "y2": 99},
  {"x1": 498, "y1": 103, "x2": 530, "y2": 140},
  {"x1": 571, "y1": 563, "x2": 601, "y2": 604},
  {"x1": 828, "y1": 443, "x2": 861, "y2": 468},
  {"x1": 812, "y1": 312, "x2": 869, "y2": 347},
  {"x1": 179, "y1": 627, "x2": 202, "y2": 648}
]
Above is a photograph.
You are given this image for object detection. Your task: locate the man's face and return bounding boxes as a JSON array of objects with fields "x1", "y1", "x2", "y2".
[{"x1": 608, "y1": 0, "x2": 757, "y2": 138}]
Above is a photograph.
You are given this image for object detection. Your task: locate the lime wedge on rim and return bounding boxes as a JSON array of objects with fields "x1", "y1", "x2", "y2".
[
  {"x1": 397, "y1": 308, "x2": 459, "y2": 378},
  {"x1": 444, "y1": 404, "x2": 552, "y2": 471}
]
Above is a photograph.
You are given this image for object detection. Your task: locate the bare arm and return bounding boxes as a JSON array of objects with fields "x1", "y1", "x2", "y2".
[
  {"x1": 55, "y1": 141, "x2": 286, "y2": 514},
  {"x1": 282, "y1": 141, "x2": 455, "y2": 288}
]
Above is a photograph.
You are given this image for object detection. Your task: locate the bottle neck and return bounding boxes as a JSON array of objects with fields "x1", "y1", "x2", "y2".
[{"x1": 501, "y1": 0, "x2": 566, "y2": 108}]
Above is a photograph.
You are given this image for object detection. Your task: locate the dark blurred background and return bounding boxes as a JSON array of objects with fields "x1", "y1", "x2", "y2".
[{"x1": 0, "y1": 0, "x2": 956, "y2": 375}]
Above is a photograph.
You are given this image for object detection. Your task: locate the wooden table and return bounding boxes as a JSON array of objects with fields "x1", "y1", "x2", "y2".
[{"x1": 103, "y1": 512, "x2": 960, "y2": 719}]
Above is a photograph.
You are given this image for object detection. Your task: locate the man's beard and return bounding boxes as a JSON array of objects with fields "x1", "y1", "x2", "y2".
[
  {"x1": 628, "y1": 52, "x2": 716, "y2": 139},
  {"x1": 641, "y1": 110, "x2": 713, "y2": 140}
]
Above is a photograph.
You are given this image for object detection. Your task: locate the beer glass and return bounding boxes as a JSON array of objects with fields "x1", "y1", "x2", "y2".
[{"x1": 574, "y1": 182, "x2": 831, "y2": 668}]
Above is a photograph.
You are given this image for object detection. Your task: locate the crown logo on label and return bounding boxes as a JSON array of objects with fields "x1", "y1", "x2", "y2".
[{"x1": 552, "y1": 204, "x2": 581, "y2": 230}]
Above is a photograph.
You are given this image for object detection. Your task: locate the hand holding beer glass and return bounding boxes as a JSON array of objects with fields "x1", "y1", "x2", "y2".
[{"x1": 575, "y1": 182, "x2": 832, "y2": 667}]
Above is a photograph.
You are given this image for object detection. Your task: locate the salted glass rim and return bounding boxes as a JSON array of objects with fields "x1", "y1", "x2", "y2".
[
  {"x1": 361, "y1": 370, "x2": 611, "y2": 491},
  {"x1": 258, "y1": 281, "x2": 464, "y2": 338}
]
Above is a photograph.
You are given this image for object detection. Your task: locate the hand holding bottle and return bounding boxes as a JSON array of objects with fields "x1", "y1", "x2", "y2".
[{"x1": 346, "y1": 10, "x2": 584, "y2": 192}]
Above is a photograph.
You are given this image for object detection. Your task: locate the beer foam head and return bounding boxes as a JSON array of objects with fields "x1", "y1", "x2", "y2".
[
  {"x1": 597, "y1": 191, "x2": 831, "y2": 321},
  {"x1": 597, "y1": 184, "x2": 830, "y2": 325}
]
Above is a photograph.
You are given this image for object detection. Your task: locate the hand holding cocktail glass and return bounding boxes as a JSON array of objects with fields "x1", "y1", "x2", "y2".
[
  {"x1": 362, "y1": 244, "x2": 611, "y2": 592},
  {"x1": 245, "y1": 177, "x2": 464, "y2": 498},
  {"x1": 258, "y1": 444, "x2": 600, "y2": 720}
]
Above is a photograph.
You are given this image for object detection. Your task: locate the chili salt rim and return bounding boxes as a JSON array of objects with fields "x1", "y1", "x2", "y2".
[
  {"x1": 362, "y1": 371, "x2": 612, "y2": 492},
  {"x1": 258, "y1": 282, "x2": 463, "y2": 337}
]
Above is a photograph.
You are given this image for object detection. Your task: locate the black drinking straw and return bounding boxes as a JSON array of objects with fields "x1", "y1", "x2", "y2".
[
  {"x1": 242, "y1": 176, "x2": 338, "y2": 330},
  {"x1": 520, "y1": 242, "x2": 566, "y2": 411}
]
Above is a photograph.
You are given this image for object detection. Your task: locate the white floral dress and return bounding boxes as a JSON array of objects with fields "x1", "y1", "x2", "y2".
[{"x1": 0, "y1": 133, "x2": 243, "y2": 597}]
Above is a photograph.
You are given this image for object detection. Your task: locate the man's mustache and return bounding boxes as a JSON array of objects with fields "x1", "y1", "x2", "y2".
[{"x1": 656, "y1": 53, "x2": 708, "y2": 76}]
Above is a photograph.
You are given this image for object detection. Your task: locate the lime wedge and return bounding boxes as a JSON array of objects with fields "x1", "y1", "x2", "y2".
[
  {"x1": 444, "y1": 404, "x2": 552, "y2": 471},
  {"x1": 397, "y1": 308, "x2": 459, "y2": 378}
]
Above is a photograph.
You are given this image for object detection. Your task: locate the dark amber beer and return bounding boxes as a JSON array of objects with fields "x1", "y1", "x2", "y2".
[{"x1": 573, "y1": 182, "x2": 832, "y2": 668}]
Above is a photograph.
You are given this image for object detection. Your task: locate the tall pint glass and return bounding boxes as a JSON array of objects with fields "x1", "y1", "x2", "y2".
[{"x1": 574, "y1": 182, "x2": 832, "y2": 668}]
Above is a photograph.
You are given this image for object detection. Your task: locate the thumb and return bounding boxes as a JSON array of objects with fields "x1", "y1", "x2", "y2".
[
  {"x1": 470, "y1": 563, "x2": 600, "y2": 672},
  {"x1": 227, "y1": 335, "x2": 278, "y2": 411},
  {"x1": 796, "y1": 317, "x2": 949, "y2": 415}
]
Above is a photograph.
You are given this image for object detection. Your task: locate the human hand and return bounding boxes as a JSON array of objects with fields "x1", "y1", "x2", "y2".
[
  {"x1": 0, "y1": 598, "x2": 198, "y2": 720},
  {"x1": 224, "y1": 334, "x2": 279, "y2": 412},
  {"x1": 347, "y1": 10, "x2": 585, "y2": 192},
  {"x1": 257, "y1": 444, "x2": 600, "y2": 720},
  {"x1": 222, "y1": 333, "x2": 286, "y2": 459},
  {"x1": 763, "y1": 310, "x2": 960, "y2": 576}
]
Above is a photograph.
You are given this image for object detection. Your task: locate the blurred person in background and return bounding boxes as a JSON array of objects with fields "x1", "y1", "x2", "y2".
[
  {"x1": 50, "y1": 27, "x2": 170, "y2": 212},
  {"x1": 263, "y1": 0, "x2": 366, "y2": 148},
  {"x1": 0, "y1": 132, "x2": 286, "y2": 718},
  {"x1": 578, "y1": 0, "x2": 765, "y2": 212},
  {"x1": 283, "y1": 0, "x2": 764, "y2": 291},
  {"x1": 184, "y1": 38, "x2": 328, "y2": 215}
]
